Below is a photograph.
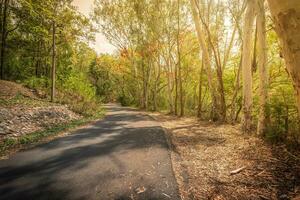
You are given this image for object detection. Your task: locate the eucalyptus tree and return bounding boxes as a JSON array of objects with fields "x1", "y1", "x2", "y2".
[
  {"x1": 241, "y1": 0, "x2": 256, "y2": 132},
  {"x1": 267, "y1": 0, "x2": 300, "y2": 120},
  {"x1": 256, "y1": 0, "x2": 268, "y2": 135}
]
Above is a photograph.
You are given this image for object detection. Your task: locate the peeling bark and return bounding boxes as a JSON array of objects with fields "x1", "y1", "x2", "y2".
[{"x1": 267, "y1": 0, "x2": 300, "y2": 119}]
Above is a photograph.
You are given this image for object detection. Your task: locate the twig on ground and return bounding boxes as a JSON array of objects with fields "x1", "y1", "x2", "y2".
[
  {"x1": 230, "y1": 166, "x2": 246, "y2": 175},
  {"x1": 162, "y1": 193, "x2": 171, "y2": 198}
]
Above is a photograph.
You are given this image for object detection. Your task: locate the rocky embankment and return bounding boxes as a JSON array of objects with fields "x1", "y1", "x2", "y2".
[{"x1": 0, "y1": 80, "x2": 81, "y2": 141}]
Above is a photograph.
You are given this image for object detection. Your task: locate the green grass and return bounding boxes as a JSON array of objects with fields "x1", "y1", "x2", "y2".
[{"x1": 0, "y1": 112, "x2": 104, "y2": 156}]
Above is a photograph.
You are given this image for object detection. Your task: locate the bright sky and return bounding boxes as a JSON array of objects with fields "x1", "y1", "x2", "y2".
[{"x1": 72, "y1": 0, "x2": 116, "y2": 54}]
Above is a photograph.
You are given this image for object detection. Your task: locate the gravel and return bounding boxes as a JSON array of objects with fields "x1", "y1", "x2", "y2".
[{"x1": 0, "y1": 105, "x2": 81, "y2": 140}]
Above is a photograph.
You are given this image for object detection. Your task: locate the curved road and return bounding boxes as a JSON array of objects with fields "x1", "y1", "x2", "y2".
[{"x1": 0, "y1": 104, "x2": 180, "y2": 200}]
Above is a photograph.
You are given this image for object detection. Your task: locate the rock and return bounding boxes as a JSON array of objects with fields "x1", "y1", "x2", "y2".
[{"x1": 0, "y1": 103, "x2": 82, "y2": 141}]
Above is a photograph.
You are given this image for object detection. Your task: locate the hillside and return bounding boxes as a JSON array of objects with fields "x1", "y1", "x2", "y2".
[{"x1": 0, "y1": 80, "x2": 99, "y2": 156}]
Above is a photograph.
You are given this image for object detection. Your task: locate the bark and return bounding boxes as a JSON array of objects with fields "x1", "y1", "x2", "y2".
[
  {"x1": 241, "y1": 0, "x2": 256, "y2": 132},
  {"x1": 257, "y1": 0, "x2": 268, "y2": 135},
  {"x1": 142, "y1": 60, "x2": 150, "y2": 110},
  {"x1": 153, "y1": 59, "x2": 161, "y2": 111},
  {"x1": 174, "y1": 54, "x2": 178, "y2": 115},
  {"x1": 166, "y1": 58, "x2": 174, "y2": 113},
  {"x1": 267, "y1": 0, "x2": 300, "y2": 119},
  {"x1": 199, "y1": 15, "x2": 226, "y2": 121},
  {"x1": 51, "y1": 21, "x2": 56, "y2": 102},
  {"x1": 0, "y1": 0, "x2": 8, "y2": 80},
  {"x1": 197, "y1": 58, "x2": 204, "y2": 118},
  {"x1": 177, "y1": 1, "x2": 184, "y2": 117},
  {"x1": 230, "y1": 55, "x2": 242, "y2": 122},
  {"x1": 35, "y1": 40, "x2": 41, "y2": 77},
  {"x1": 190, "y1": 0, "x2": 218, "y2": 120}
]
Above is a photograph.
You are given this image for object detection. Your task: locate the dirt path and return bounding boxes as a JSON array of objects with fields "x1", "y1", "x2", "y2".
[
  {"x1": 149, "y1": 113, "x2": 300, "y2": 200},
  {"x1": 0, "y1": 104, "x2": 180, "y2": 200}
]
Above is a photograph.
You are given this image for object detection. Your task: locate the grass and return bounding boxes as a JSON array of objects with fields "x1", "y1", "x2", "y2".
[{"x1": 0, "y1": 112, "x2": 104, "y2": 157}]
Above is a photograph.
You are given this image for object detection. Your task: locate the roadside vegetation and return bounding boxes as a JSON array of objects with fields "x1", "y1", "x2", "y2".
[
  {"x1": 0, "y1": 0, "x2": 104, "y2": 154},
  {"x1": 0, "y1": 0, "x2": 300, "y2": 199},
  {"x1": 0, "y1": 80, "x2": 104, "y2": 156},
  {"x1": 92, "y1": 0, "x2": 300, "y2": 146}
]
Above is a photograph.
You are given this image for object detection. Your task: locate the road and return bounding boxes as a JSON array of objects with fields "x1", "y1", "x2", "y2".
[{"x1": 0, "y1": 104, "x2": 180, "y2": 200}]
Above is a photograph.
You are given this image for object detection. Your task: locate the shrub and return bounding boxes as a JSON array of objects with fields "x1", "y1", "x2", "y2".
[{"x1": 24, "y1": 76, "x2": 49, "y2": 90}]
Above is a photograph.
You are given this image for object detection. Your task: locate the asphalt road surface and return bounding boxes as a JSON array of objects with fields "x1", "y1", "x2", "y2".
[{"x1": 0, "y1": 104, "x2": 180, "y2": 200}]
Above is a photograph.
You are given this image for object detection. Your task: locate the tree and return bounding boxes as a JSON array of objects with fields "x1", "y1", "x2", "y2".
[
  {"x1": 51, "y1": 20, "x2": 56, "y2": 102},
  {"x1": 267, "y1": 0, "x2": 300, "y2": 120},
  {"x1": 0, "y1": 0, "x2": 9, "y2": 79},
  {"x1": 189, "y1": 0, "x2": 218, "y2": 121},
  {"x1": 256, "y1": 0, "x2": 268, "y2": 135},
  {"x1": 241, "y1": 0, "x2": 256, "y2": 132}
]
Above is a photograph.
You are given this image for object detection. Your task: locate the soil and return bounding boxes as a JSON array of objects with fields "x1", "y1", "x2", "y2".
[
  {"x1": 0, "y1": 80, "x2": 81, "y2": 140},
  {"x1": 149, "y1": 113, "x2": 300, "y2": 200}
]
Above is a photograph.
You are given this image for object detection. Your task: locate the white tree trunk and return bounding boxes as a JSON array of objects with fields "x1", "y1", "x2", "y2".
[
  {"x1": 257, "y1": 0, "x2": 268, "y2": 135},
  {"x1": 189, "y1": 0, "x2": 218, "y2": 119},
  {"x1": 267, "y1": 0, "x2": 300, "y2": 119},
  {"x1": 242, "y1": 0, "x2": 256, "y2": 132}
]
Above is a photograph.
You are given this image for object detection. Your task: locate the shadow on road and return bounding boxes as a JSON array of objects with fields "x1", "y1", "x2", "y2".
[{"x1": 0, "y1": 104, "x2": 179, "y2": 200}]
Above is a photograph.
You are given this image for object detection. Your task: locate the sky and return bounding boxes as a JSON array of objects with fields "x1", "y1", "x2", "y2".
[{"x1": 72, "y1": 0, "x2": 116, "y2": 54}]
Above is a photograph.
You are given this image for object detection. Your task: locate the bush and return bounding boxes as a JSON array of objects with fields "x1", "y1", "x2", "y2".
[
  {"x1": 24, "y1": 76, "x2": 49, "y2": 90},
  {"x1": 62, "y1": 71, "x2": 96, "y2": 101},
  {"x1": 118, "y1": 95, "x2": 132, "y2": 106}
]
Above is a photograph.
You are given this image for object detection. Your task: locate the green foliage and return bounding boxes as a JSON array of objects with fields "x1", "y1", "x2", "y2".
[
  {"x1": 24, "y1": 76, "x2": 49, "y2": 90},
  {"x1": 1, "y1": 0, "x2": 299, "y2": 146},
  {"x1": 118, "y1": 95, "x2": 133, "y2": 106},
  {"x1": 0, "y1": 0, "x2": 103, "y2": 118},
  {"x1": 62, "y1": 71, "x2": 96, "y2": 101},
  {"x1": 91, "y1": 0, "x2": 300, "y2": 144}
]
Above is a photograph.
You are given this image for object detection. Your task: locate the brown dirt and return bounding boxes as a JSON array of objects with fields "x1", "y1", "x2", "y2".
[
  {"x1": 149, "y1": 113, "x2": 300, "y2": 200},
  {"x1": 0, "y1": 80, "x2": 37, "y2": 100},
  {"x1": 0, "y1": 80, "x2": 81, "y2": 140}
]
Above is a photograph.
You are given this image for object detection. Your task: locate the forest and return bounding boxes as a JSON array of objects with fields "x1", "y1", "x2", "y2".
[
  {"x1": 1, "y1": 0, "x2": 299, "y2": 140},
  {"x1": 0, "y1": 0, "x2": 300, "y2": 199}
]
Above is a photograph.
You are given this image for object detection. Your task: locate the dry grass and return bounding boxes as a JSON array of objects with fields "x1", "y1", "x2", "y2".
[
  {"x1": 149, "y1": 113, "x2": 300, "y2": 200},
  {"x1": 0, "y1": 80, "x2": 38, "y2": 100}
]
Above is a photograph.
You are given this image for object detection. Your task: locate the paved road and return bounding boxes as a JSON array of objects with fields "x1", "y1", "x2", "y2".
[{"x1": 0, "y1": 104, "x2": 180, "y2": 200}]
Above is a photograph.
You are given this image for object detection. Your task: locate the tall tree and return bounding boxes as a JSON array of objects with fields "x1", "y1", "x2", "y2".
[
  {"x1": 190, "y1": 0, "x2": 218, "y2": 120},
  {"x1": 267, "y1": 0, "x2": 300, "y2": 120},
  {"x1": 51, "y1": 20, "x2": 56, "y2": 102},
  {"x1": 0, "y1": 0, "x2": 9, "y2": 79},
  {"x1": 177, "y1": 0, "x2": 184, "y2": 117},
  {"x1": 256, "y1": 0, "x2": 268, "y2": 135},
  {"x1": 241, "y1": 0, "x2": 256, "y2": 132}
]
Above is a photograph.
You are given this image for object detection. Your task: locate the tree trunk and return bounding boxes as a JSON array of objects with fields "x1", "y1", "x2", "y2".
[
  {"x1": 190, "y1": 0, "x2": 218, "y2": 120},
  {"x1": 177, "y1": 0, "x2": 184, "y2": 117},
  {"x1": 153, "y1": 60, "x2": 161, "y2": 111},
  {"x1": 257, "y1": 0, "x2": 268, "y2": 135},
  {"x1": 166, "y1": 60, "x2": 174, "y2": 114},
  {"x1": 197, "y1": 59, "x2": 204, "y2": 118},
  {"x1": 241, "y1": 0, "x2": 256, "y2": 132},
  {"x1": 51, "y1": 21, "x2": 56, "y2": 102},
  {"x1": 35, "y1": 40, "x2": 41, "y2": 77},
  {"x1": 0, "y1": 0, "x2": 8, "y2": 80},
  {"x1": 174, "y1": 56, "x2": 178, "y2": 116},
  {"x1": 267, "y1": 0, "x2": 300, "y2": 119},
  {"x1": 230, "y1": 55, "x2": 242, "y2": 123}
]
